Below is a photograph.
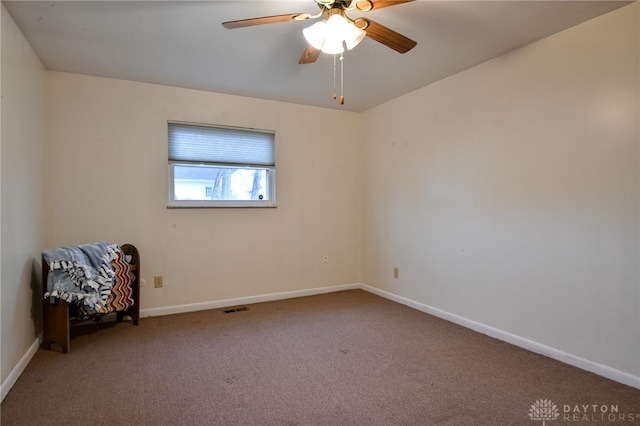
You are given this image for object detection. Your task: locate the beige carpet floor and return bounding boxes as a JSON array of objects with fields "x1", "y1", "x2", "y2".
[{"x1": 2, "y1": 289, "x2": 639, "y2": 425}]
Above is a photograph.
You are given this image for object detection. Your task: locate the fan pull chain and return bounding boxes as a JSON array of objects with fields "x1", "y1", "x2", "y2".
[
  {"x1": 331, "y1": 53, "x2": 345, "y2": 105},
  {"x1": 340, "y1": 52, "x2": 344, "y2": 105},
  {"x1": 332, "y1": 54, "x2": 337, "y2": 100}
]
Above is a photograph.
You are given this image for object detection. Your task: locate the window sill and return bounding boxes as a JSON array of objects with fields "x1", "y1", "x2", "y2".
[{"x1": 167, "y1": 202, "x2": 277, "y2": 209}]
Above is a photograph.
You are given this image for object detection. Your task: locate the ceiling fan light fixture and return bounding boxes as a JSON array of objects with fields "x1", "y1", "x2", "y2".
[
  {"x1": 222, "y1": 0, "x2": 418, "y2": 105},
  {"x1": 303, "y1": 13, "x2": 365, "y2": 54}
]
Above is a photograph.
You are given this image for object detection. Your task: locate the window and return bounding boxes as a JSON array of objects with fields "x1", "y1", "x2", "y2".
[{"x1": 168, "y1": 122, "x2": 276, "y2": 208}]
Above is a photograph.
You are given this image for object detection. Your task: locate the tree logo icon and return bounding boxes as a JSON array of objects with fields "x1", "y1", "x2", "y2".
[{"x1": 529, "y1": 399, "x2": 560, "y2": 425}]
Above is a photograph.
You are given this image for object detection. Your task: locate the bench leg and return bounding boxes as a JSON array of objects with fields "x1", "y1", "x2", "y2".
[{"x1": 42, "y1": 301, "x2": 70, "y2": 353}]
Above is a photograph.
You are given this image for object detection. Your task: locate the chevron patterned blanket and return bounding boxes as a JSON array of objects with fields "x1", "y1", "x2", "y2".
[{"x1": 106, "y1": 247, "x2": 135, "y2": 313}]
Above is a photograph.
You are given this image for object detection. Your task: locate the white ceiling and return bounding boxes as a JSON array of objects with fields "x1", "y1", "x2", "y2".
[{"x1": 3, "y1": 0, "x2": 631, "y2": 112}]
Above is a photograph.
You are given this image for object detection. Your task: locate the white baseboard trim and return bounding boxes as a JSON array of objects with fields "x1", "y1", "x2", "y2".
[
  {"x1": 361, "y1": 283, "x2": 640, "y2": 390},
  {"x1": 140, "y1": 283, "x2": 361, "y2": 318},
  {"x1": 1, "y1": 336, "x2": 40, "y2": 402},
  {"x1": 4, "y1": 283, "x2": 637, "y2": 405}
]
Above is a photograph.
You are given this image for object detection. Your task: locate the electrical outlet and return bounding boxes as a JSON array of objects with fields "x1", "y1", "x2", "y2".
[
  {"x1": 393, "y1": 267, "x2": 399, "y2": 279},
  {"x1": 154, "y1": 275, "x2": 163, "y2": 288},
  {"x1": 322, "y1": 254, "x2": 329, "y2": 263}
]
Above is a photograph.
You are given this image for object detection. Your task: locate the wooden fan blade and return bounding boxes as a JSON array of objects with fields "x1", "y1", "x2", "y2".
[
  {"x1": 356, "y1": 18, "x2": 416, "y2": 53},
  {"x1": 222, "y1": 13, "x2": 303, "y2": 29},
  {"x1": 299, "y1": 45, "x2": 321, "y2": 64},
  {"x1": 354, "y1": 0, "x2": 414, "y2": 12}
]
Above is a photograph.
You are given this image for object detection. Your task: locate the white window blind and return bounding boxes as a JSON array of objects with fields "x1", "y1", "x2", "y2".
[{"x1": 168, "y1": 122, "x2": 275, "y2": 166}]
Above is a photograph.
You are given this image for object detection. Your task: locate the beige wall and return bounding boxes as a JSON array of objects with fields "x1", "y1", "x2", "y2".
[
  {"x1": 1, "y1": 4, "x2": 48, "y2": 384},
  {"x1": 46, "y1": 72, "x2": 362, "y2": 309},
  {"x1": 362, "y1": 4, "x2": 639, "y2": 377},
  {"x1": 2, "y1": 0, "x2": 639, "y2": 394}
]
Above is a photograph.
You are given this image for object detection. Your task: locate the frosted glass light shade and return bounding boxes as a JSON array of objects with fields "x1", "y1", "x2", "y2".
[
  {"x1": 343, "y1": 22, "x2": 365, "y2": 50},
  {"x1": 302, "y1": 21, "x2": 326, "y2": 50},
  {"x1": 321, "y1": 36, "x2": 345, "y2": 54},
  {"x1": 342, "y1": 21, "x2": 367, "y2": 50},
  {"x1": 303, "y1": 14, "x2": 366, "y2": 54}
]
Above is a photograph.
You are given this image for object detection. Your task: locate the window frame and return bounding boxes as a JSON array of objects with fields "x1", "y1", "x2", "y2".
[{"x1": 167, "y1": 121, "x2": 277, "y2": 209}]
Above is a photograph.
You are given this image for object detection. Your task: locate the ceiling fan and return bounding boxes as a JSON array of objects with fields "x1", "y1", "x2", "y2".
[{"x1": 222, "y1": 0, "x2": 417, "y2": 65}]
